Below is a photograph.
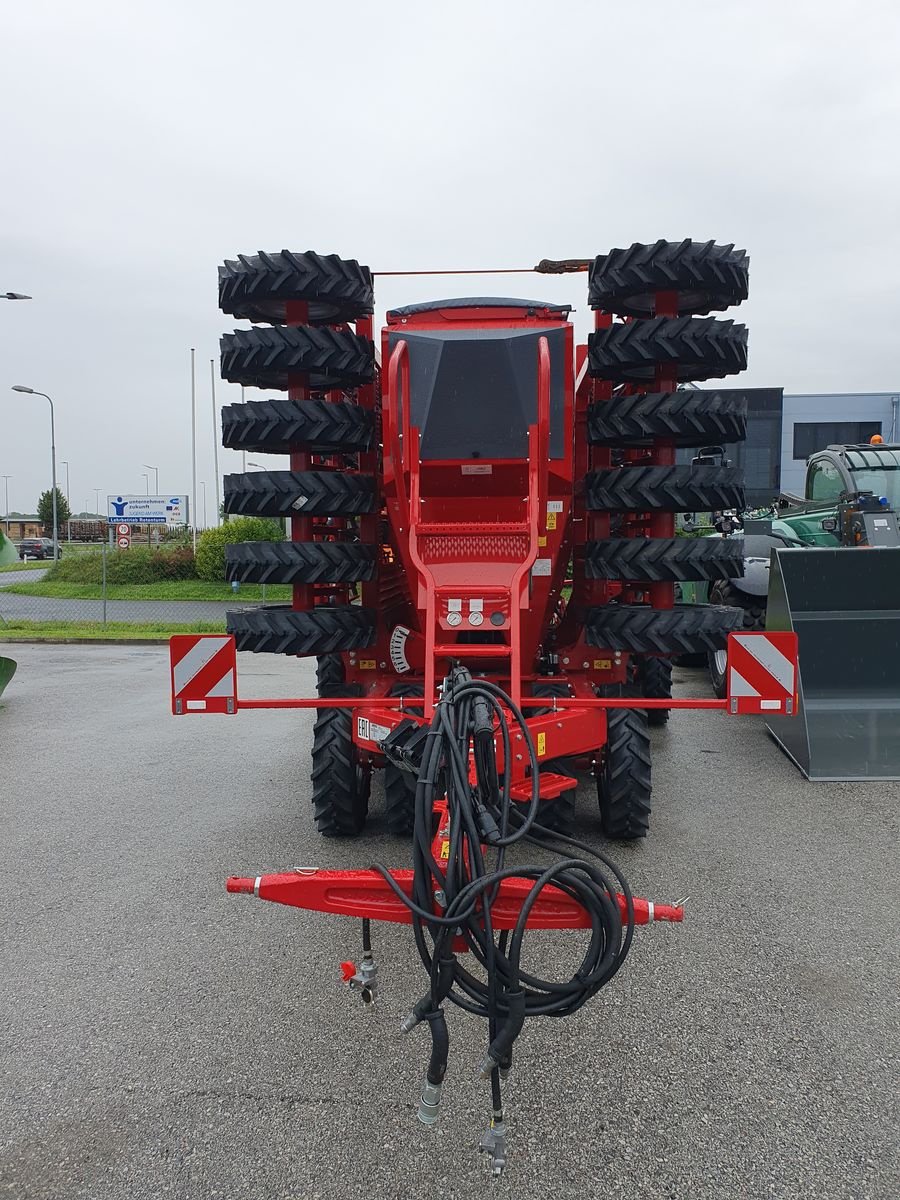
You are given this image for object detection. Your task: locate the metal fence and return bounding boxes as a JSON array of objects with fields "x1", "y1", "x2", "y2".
[{"x1": 0, "y1": 543, "x2": 274, "y2": 637}]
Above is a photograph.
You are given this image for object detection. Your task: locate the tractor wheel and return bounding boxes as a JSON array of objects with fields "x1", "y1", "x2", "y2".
[
  {"x1": 596, "y1": 708, "x2": 652, "y2": 840},
  {"x1": 585, "y1": 536, "x2": 744, "y2": 582},
  {"x1": 226, "y1": 541, "x2": 377, "y2": 585},
  {"x1": 707, "y1": 581, "x2": 767, "y2": 698},
  {"x1": 219, "y1": 250, "x2": 374, "y2": 326},
  {"x1": 529, "y1": 684, "x2": 578, "y2": 836},
  {"x1": 587, "y1": 389, "x2": 746, "y2": 448},
  {"x1": 222, "y1": 399, "x2": 374, "y2": 454},
  {"x1": 227, "y1": 604, "x2": 376, "y2": 655},
  {"x1": 311, "y1": 654, "x2": 370, "y2": 837},
  {"x1": 589, "y1": 240, "x2": 749, "y2": 318},
  {"x1": 584, "y1": 603, "x2": 742, "y2": 656},
  {"x1": 224, "y1": 470, "x2": 376, "y2": 518},
  {"x1": 220, "y1": 325, "x2": 375, "y2": 392},
  {"x1": 383, "y1": 683, "x2": 425, "y2": 836},
  {"x1": 588, "y1": 316, "x2": 747, "y2": 384},
  {"x1": 632, "y1": 657, "x2": 673, "y2": 728},
  {"x1": 585, "y1": 465, "x2": 744, "y2": 513}
]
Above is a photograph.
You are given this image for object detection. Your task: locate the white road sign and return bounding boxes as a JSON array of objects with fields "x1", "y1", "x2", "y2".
[{"x1": 107, "y1": 495, "x2": 189, "y2": 526}]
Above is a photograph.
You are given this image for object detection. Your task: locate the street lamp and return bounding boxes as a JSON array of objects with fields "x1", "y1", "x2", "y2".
[
  {"x1": 94, "y1": 488, "x2": 102, "y2": 517},
  {"x1": 2, "y1": 293, "x2": 31, "y2": 300},
  {"x1": 143, "y1": 464, "x2": 159, "y2": 493},
  {"x1": 61, "y1": 460, "x2": 71, "y2": 541},
  {"x1": 200, "y1": 480, "x2": 208, "y2": 529},
  {"x1": 141, "y1": 473, "x2": 150, "y2": 495},
  {"x1": 1, "y1": 476, "x2": 10, "y2": 538},
  {"x1": 11, "y1": 385, "x2": 58, "y2": 560}
]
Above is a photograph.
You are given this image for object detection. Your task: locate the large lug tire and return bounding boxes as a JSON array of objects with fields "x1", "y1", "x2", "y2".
[
  {"x1": 585, "y1": 536, "x2": 744, "y2": 582},
  {"x1": 632, "y1": 657, "x2": 673, "y2": 728},
  {"x1": 588, "y1": 316, "x2": 747, "y2": 384},
  {"x1": 597, "y1": 708, "x2": 652, "y2": 840},
  {"x1": 529, "y1": 684, "x2": 578, "y2": 836},
  {"x1": 383, "y1": 683, "x2": 425, "y2": 836},
  {"x1": 311, "y1": 655, "x2": 370, "y2": 837},
  {"x1": 587, "y1": 390, "x2": 747, "y2": 448},
  {"x1": 707, "y1": 580, "x2": 768, "y2": 699},
  {"x1": 220, "y1": 325, "x2": 375, "y2": 392},
  {"x1": 585, "y1": 603, "x2": 743, "y2": 656},
  {"x1": 585, "y1": 465, "x2": 744, "y2": 513},
  {"x1": 222, "y1": 399, "x2": 374, "y2": 454},
  {"x1": 219, "y1": 250, "x2": 374, "y2": 326},
  {"x1": 224, "y1": 470, "x2": 376, "y2": 518},
  {"x1": 226, "y1": 541, "x2": 377, "y2": 585},
  {"x1": 589, "y1": 240, "x2": 749, "y2": 318},
  {"x1": 227, "y1": 604, "x2": 376, "y2": 655}
]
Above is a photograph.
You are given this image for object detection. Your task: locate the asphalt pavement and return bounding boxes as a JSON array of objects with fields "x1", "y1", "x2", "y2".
[{"x1": 1, "y1": 645, "x2": 898, "y2": 1199}]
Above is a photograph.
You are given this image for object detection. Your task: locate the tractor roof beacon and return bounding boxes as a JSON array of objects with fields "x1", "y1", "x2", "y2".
[{"x1": 201, "y1": 241, "x2": 783, "y2": 1172}]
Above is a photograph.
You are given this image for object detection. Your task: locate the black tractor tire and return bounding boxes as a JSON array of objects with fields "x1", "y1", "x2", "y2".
[
  {"x1": 222, "y1": 398, "x2": 374, "y2": 454},
  {"x1": 706, "y1": 580, "x2": 768, "y2": 698},
  {"x1": 587, "y1": 389, "x2": 747, "y2": 448},
  {"x1": 226, "y1": 541, "x2": 377, "y2": 586},
  {"x1": 585, "y1": 465, "x2": 744, "y2": 513},
  {"x1": 311, "y1": 654, "x2": 370, "y2": 837},
  {"x1": 585, "y1": 536, "x2": 744, "y2": 582},
  {"x1": 585, "y1": 603, "x2": 743, "y2": 656},
  {"x1": 227, "y1": 604, "x2": 376, "y2": 655},
  {"x1": 219, "y1": 250, "x2": 374, "y2": 326},
  {"x1": 596, "y1": 707, "x2": 652, "y2": 840},
  {"x1": 588, "y1": 316, "x2": 748, "y2": 384},
  {"x1": 589, "y1": 240, "x2": 749, "y2": 318},
  {"x1": 383, "y1": 683, "x2": 425, "y2": 836},
  {"x1": 632, "y1": 657, "x2": 673, "y2": 728},
  {"x1": 220, "y1": 325, "x2": 375, "y2": 392},
  {"x1": 224, "y1": 470, "x2": 376, "y2": 518},
  {"x1": 529, "y1": 684, "x2": 578, "y2": 835}
]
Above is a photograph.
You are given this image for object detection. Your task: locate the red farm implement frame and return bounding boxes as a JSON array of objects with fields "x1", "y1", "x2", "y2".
[{"x1": 178, "y1": 242, "x2": 797, "y2": 1171}]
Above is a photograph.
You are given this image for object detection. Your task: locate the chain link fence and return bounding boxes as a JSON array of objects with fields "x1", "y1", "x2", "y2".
[{"x1": 0, "y1": 542, "x2": 277, "y2": 638}]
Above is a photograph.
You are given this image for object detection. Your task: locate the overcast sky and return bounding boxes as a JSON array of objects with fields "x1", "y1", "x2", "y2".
[{"x1": 2, "y1": 0, "x2": 898, "y2": 517}]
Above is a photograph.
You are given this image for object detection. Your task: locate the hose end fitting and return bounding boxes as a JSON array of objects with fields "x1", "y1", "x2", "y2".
[
  {"x1": 417, "y1": 1078, "x2": 442, "y2": 1126},
  {"x1": 476, "y1": 1051, "x2": 499, "y2": 1080}
]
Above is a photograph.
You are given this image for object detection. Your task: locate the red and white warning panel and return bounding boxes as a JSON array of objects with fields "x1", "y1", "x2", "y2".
[
  {"x1": 170, "y1": 634, "x2": 237, "y2": 715},
  {"x1": 726, "y1": 631, "x2": 798, "y2": 715}
]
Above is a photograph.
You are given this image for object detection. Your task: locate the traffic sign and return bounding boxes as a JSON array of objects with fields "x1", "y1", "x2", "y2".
[
  {"x1": 170, "y1": 634, "x2": 237, "y2": 714},
  {"x1": 117, "y1": 523, "x2": 130, "y2": 536},
  {"x1": 727, "y1": 631, "x2": 798, "y2": 715},
  {"x1": 117, "y1": 535, "x2": 130, "y2": 550}
]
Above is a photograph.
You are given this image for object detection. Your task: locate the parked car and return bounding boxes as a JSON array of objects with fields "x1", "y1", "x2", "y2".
[{"x1": 18, "y1": 538, "x2": 62, "y2": 560}]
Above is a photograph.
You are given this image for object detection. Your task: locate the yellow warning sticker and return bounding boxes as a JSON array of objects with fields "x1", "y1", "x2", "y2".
[
  {"x1": 537, "y1": 732, "x2": 546, "y2": 757},
  {"x1": 538, "y1": 536, "x2": 547, "y2": 547},
  {"x1": 546, "y1": 512, "x2": 557, "y2": 530},
  {"x1": 359, "y1": 660, "x2": 376, "y2": 670},
  {"x1": 439, "y1": 841, "x2": 450, "y2": 861},
  {"x1": 593, "y1": 659, "x2": 611, "y2": 671}
]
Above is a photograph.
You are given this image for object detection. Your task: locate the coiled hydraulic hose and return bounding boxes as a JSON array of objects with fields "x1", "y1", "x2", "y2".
[{"x1": 371, "y1": 666, "x2": 635, "y2": 1152}]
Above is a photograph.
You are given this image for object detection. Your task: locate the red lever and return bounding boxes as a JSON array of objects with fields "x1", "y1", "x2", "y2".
[{"x1": 340, "y1": 961, "x2": 357, "y2": 983}]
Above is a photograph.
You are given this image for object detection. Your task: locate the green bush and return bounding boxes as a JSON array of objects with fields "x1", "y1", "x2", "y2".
[
  {"x1": 195, "y1": 517, "x2": 284, "y2": 581},
  {"x1": 45, "y1": 545, "x2": 197, "y2": 584}
]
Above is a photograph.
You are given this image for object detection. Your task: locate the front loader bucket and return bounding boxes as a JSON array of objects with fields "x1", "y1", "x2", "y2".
[{"x1": 765, "y1": 546, "x2": 900, "y2": 780}]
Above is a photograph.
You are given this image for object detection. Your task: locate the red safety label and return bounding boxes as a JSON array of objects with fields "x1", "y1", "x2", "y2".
[
  {"x1": 170, "y1": 634, "x2": 237, "y2": 714},
  {"x1": 726, "y1": 631, "x2": 798, "y2": 715}
]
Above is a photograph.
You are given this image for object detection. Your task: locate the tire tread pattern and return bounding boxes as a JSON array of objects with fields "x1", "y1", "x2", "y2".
[
  {"x1": 220, "y1": 325, "x2": 375, "y2": 391},
  {"x1": 589, "y1": 240, "x2": 749, "y2": 317},
  {"x1": 585, "y1": 536, "x2": 745, "y2": 582},
  {"x1": 585, "y1": 466, "x2": 744, "y2": 512},
  {"x1": 219, "y1": 250, "x2": 373, "y2": 326},
  {"x1": 226, "y1": 541, "x2": 377, "y2": 585},
  {"x1": 587, "y1": 390, "x2": 747, "y2": 447},
  {"x1": 226, "y1": 605, "x2": 376, "y2": 655},
  {"x1": 224, "y1": 470, "x2": 376, "y2": 518},
  {"x1": 585, "y1": 603, "x2": 743, "y2": 655},
  {"x1": 588, "y1": 316, "x2": 747, "y2": 384},
  {"x1": 222, "y1": 399, "x2": 373, "y2": 453}
]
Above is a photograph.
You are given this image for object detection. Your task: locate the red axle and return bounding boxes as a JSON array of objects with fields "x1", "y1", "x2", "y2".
[{"x1": 225, "y1": 868, "x2": 683, "y2": 928}]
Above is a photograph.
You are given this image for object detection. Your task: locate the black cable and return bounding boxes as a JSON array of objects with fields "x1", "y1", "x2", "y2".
[{"x1": 372, "y1": 666, "x2": 635, "y2": 1114}]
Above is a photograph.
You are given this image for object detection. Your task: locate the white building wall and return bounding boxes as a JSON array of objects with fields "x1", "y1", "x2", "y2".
[{"x1": 780, "y1": 392, "x2": 899, "y2": 495}]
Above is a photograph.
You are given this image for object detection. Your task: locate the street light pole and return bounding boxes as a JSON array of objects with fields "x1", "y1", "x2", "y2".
[
  {"x1": 11, "y1": 386, "x2": 58, "y2": 560},
  {"x1": 1, "y1": 476, "x2": 10, "y2": 538},
  {"x1": 200, "y1": 480, "x2": 207, "y2": 529},
  {"x1": 210, "y1": 359, "x2": 221, "y2": 526},
  {"x1": 143, "y1": 464, "x2": 159, "y2": 493},
  {"x1": 191, "y1": 348, "x2": 197, "y2": 552}
]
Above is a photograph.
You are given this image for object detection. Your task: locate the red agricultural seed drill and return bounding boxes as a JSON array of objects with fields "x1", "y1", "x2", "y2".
[{"x1": 180, "y1": 241, "x2": 791, "y2": 1172}]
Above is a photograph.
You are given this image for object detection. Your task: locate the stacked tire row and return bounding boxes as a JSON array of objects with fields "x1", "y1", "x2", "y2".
[
  {"x1": 217, "y1": 250, "x2": 380, "y2": 657},
  {"x1": 578, "y1": 242, "x2": 749, "y2": 838}
]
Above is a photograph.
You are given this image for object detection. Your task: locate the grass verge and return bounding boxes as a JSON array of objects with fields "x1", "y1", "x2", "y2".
[
  {"x1": 0, "y1": 561, "x2": 48, "y2": 573},
  {"x1": 0, "y1": 619, "x2": 227, "y2": 642},
  {"x1": 0, "y1": 580, "x2": 290, "y2": 601}
]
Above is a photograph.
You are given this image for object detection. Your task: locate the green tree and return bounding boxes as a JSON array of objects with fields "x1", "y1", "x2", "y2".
[{"x1": 37, "y1": 487, "x2": 71, "y2": 533}]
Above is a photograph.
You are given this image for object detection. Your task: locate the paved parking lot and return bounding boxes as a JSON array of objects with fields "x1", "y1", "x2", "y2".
[{"x1": 1, "y1": 644, "x2": 898, "y2": 1199}]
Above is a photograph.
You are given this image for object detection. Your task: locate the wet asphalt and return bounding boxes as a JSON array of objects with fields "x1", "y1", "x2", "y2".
[{"x1": 1, "y1": 644, "x2": 898, "y2": 1199}]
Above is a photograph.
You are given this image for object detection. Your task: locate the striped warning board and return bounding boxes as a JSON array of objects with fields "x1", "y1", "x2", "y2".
[
  {"x1": 170, "y1": 634, "x2": 237, "y2": 715},
  {"x1": 726, "y1": 631, "x2": 798, "y2": 715}
]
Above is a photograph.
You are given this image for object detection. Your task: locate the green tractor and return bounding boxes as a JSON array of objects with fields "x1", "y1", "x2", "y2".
[{"x1": 680, "y1": 442, "x2": 900, "y2": 695}]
